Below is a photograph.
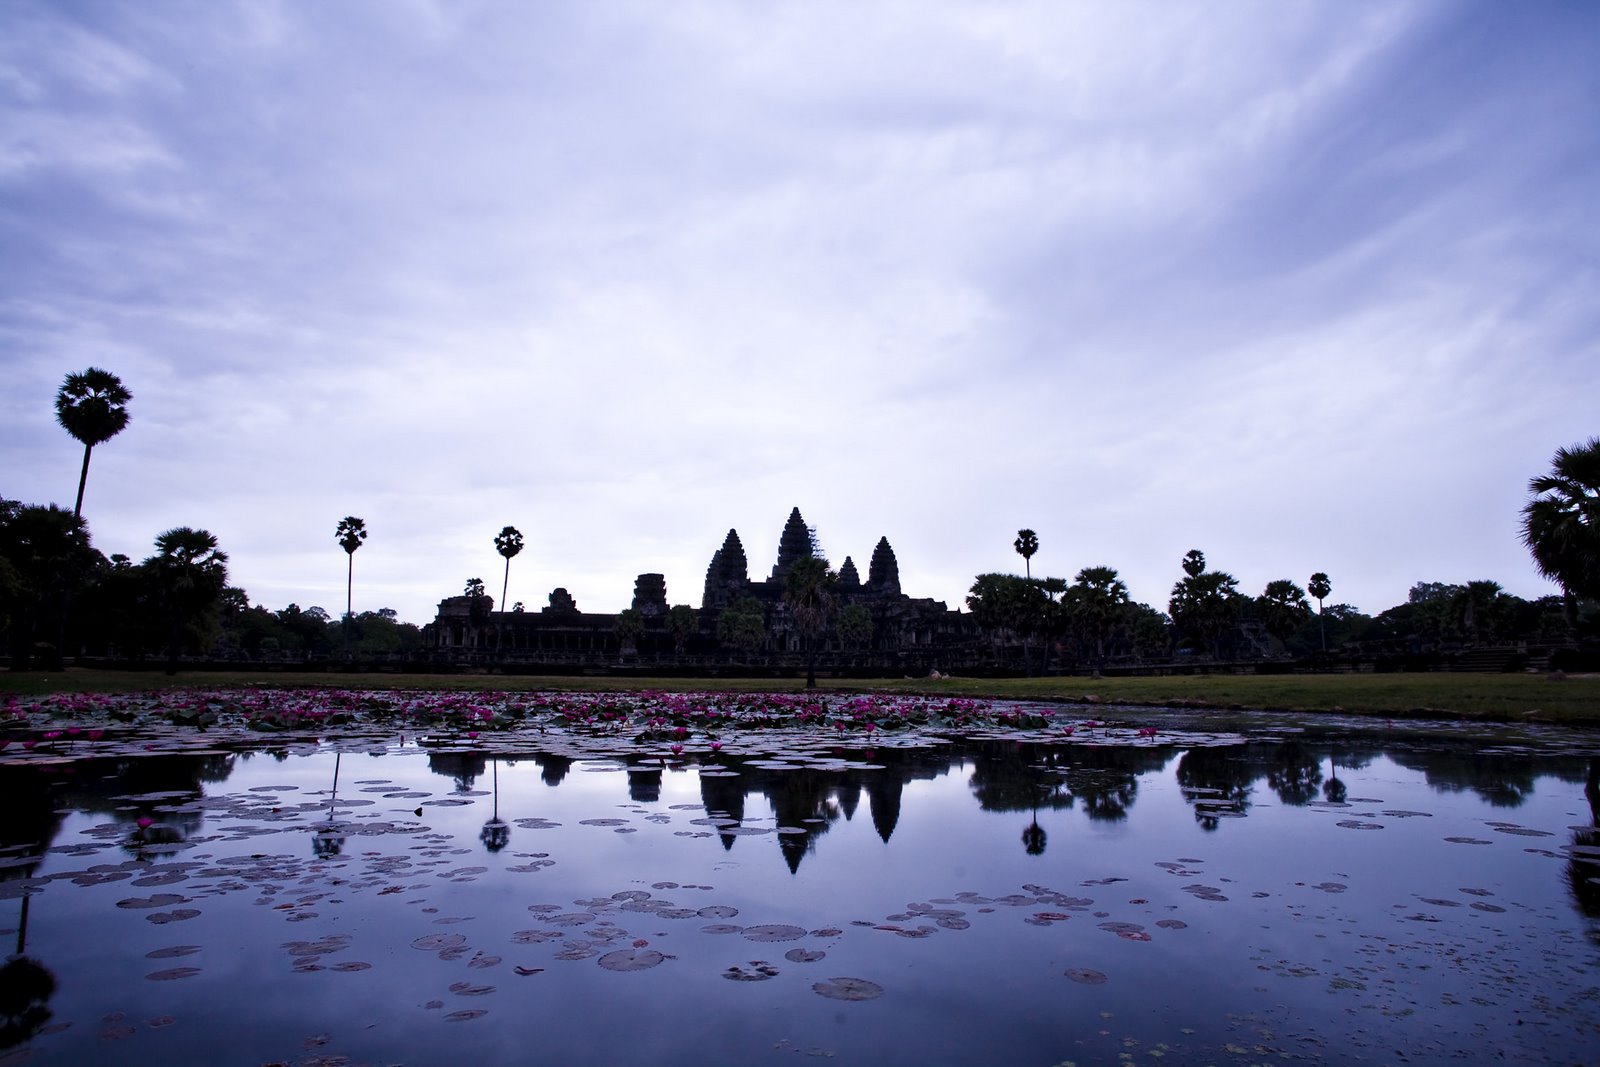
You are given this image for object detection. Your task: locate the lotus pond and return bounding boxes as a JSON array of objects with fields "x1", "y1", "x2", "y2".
[{"x1": 1, "y1": 689, "x2": 1598, "y2": 1065}]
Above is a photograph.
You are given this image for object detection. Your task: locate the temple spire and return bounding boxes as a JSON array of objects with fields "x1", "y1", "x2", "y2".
[
  {"x1": 770, "y1": 507, "x2": 814, "y2": 580},
  {"x1": 867, "y1": 537, "x2": 900, "y2": 596}
]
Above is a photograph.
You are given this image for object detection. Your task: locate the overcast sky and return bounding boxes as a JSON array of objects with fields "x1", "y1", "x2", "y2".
[{"x1": 3, "y1": 0, "x2": 1597, "y2": 626}]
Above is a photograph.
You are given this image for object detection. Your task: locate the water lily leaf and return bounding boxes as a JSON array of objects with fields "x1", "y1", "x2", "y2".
[
  {"x1": 598, "y1": 948, "x2": 666, "y2": 971},
  {"x1": 812, "y1": 977, "x2": 883, "y2": 1001}
]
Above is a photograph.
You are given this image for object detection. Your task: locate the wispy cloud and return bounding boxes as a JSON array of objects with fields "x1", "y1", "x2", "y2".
[{"x1": 3, "y1": 0, "x2": 1596, "y2": 622}]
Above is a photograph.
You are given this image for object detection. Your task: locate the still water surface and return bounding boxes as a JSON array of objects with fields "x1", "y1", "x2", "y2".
[{"x1": 2, "y1": 723, "x2": 1598, "y2": 1065}]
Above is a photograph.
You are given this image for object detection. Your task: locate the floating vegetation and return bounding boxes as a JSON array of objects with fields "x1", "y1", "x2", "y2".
[
  {"x1": 598, "y1": 948, "x2": 667, "y2": 972},
  {"x1": 742, "y1": 924, "x2": 807, "y2": 942},
  {"x1": 812, "y1": 977, "x2": 884, "y2": 1001},
  {"x1": 723, "y1": 962, "x2": 780, "y2": 982}
]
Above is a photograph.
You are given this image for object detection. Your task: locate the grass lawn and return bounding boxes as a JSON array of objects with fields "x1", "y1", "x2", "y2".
[{"x1": 3, "y1": 668, "x2": 1599, "y2": 725}]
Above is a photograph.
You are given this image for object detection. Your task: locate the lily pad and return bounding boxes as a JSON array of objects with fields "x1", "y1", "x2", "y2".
[
  {"x1": 598, "y1": 948, "x2": 666, "y2": 971},
  {"x1": 812, "y1": 976, "x2": 884, "y2": 1001}
]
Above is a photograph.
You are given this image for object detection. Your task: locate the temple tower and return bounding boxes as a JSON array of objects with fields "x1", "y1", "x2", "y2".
[
  {"x1": 632, "y1": 573, "x2": 668, "y2": 616},
  {"x1": 771, "y1": 507, "x2": 814, "y2": 580},
  {"x1": 837, "y1": 556, "x2": 861, "y2": 590},
  {"x1": 702, "y1": 529, "x2": 750, "y2": 610},
  {"x1": 867, "y1": 537, "x2": 901, "y2": 596}
]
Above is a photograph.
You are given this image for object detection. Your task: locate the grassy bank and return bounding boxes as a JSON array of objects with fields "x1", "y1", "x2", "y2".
[{"x1": 4, "y1": 668, "x2": 1599, "y2": 724}]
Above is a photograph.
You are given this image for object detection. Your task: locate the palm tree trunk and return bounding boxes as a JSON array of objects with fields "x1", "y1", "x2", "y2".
[
  {"x1": 346, "y1": 554, "x2": 354, "y2": 620},
  {"x1": 73, "y1": 443, "x2": 93, "y2": 518},
  {"x1": 501, "y1": 559, "x2": 511, "y2": 615}
]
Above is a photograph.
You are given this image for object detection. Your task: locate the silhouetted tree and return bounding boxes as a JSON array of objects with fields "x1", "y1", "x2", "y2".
[
  {"x1": 1169, "y1": 550, "x2": 1244, "y2": 658},
  {"x1": 667, "y1": 604, "x2": 697, "y2": 654},
  {"x1": 1067, "y1": 565, "x2": 1130, "y2": 673},
  {"x1": 1014, "y1": 529, "x2": 1039, "y2": 580},
  {"x1": 1308, "y1": 572, "x2": 1332, "y2": 652},
  {"x1": 614, "y1": 607, "x2": 643, "y2": 655},
  {"x1": 0, "y1": 502, "x2": 93, "y2": 668},
  {"x1": 967, "y1": 572, "x2": 1061, "y2": 674},
  {"x1": 147, "y1": 527, "x2": 229, "y2": 674},
  {"x1": 1522, "y1": 437, "x2": 1600, "y2": 627},
  {"x1": 55, "y1": 367, "x2": 131, "y2": 519},
  {"x1": 494, "y1": 526, "x2": 523, "y2": 616},
  {"x1": 784, "y1": 555, "x2": 837, "y2": 687},
  {"x1": 464, "y1": 577, "x2": 485, "y2": 598},
  {"x1": 837, "y1": 603, "x2": 874, "y2": 650},
  {"x1": 717, "y1": 597, "x2": 767, "y2": 655},
  {"x1": 335, "y1": 517, "x2": 366, "y2": 620},
  {"x1": 1257, "y1": 579, "x2": 1311, "y2": 647}
]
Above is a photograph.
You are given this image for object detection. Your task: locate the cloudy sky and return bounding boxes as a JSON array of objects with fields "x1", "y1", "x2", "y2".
[{"x1": 3, "y1": 0, "x2": 1597, "y2": 625}]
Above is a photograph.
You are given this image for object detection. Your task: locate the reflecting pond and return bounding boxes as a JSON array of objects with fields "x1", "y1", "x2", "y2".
[{"x1": 2, "y1": 695, "x2": 1598, "y2": 1065}]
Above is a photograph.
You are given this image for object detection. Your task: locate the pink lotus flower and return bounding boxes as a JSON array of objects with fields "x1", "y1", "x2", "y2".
[
  {"x1": 670, "y1": 744, "x2": 684, "y2": 756},
  {"x1": 710, "y1": 741, "x2": 722, "y2": 752},
  {"x1": 136, "y1": 816, "x2": 153, "y2": 830}
]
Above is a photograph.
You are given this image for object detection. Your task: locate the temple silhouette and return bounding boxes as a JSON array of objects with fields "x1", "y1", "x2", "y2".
[{"x1": 422, "y1": 507, "x2": 979, "y2": 674}]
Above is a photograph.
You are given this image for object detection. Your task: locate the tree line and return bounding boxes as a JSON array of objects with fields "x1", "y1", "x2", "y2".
[{"x1": 5, "y1": 368, "x2": 1598, "y2": 673}]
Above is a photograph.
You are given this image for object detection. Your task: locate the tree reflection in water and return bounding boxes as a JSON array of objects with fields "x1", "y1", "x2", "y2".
[
  {"x1": 313, "y1": 751, "x2": 345, "y2": 859},
  {"x1": 1567, "y1": 758, "x2": 1600, "y2": 925},
  {"x1": 969, "y1": 742, "x2": 1172, "y2": 827},
  {"x1": 0, "y1": 896, "x2": 55, "y2": 1051},
  {"x1": 480, "y1": 758, "x2": 510, "y2": 853}
]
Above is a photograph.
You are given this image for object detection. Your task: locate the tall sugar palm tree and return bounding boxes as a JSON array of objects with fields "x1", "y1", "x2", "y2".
[
  {"x1": 1013, "y1": 529, "x2": 1039, "y2": 580},
  {"x1": 335, "y1": 517, "x2": 367, "y2": 620},
  {"x1": 1522, "y1": 437, "x2": 1600, "y2": 627},
  {"x1": 494, "y1": 526, "x2": 524, "y2": 613},
  {"x1": 55, "y1": 367, "x2": 131, "y2": 518},
  {"x1": 1308, "y1": 572, "x2": 1332, "y2": 652}
]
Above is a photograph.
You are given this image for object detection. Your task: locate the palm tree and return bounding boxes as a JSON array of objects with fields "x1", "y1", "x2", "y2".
[
  {"x1": 1071, "y1": 565, "x2": 1130, "y2": 674},
  {"x1": 494, "y1": 526, "x2": 524, "y2": 614},
  {"x1": 335, "y1": 517, "x2": 367, "y2": 620},
  {"x1": 148, "y1": 527, "x2": 228, "y2": 675},
  {"x1": 1522, "y1": 437, "x2": 1600, "y2": 627},
  {"x1": 784, "y1": 555, "x2": 837, "y2": 688},
  {"x1": 55, "y1": 367, "x2": 132, "y2": 518},
  {"x1": 1257, "y1": 579, "x2": 1311, "y2": 648},
  {"x1": 1308, "y1": 572, "x2": 1332, "y2": 652},
  {"x1": 666, "y1": 604, "x2": 698, "y2": 655},
  {"x1": 1013, "y1": 529, "x2": 1039, "y2": 580},
  {"x1": 614, "y1": 607, "x2": 644, "y2": 657}
]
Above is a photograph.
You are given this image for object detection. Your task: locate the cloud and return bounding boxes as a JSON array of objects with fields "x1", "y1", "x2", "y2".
[{"x1": 2, "y1": 0, "x2": 1597, "y2": 624}]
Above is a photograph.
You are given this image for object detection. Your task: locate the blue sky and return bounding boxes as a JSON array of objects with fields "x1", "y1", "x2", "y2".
[{"x1": 3, "y1": 0, "x2": 1597, "y2": 625}]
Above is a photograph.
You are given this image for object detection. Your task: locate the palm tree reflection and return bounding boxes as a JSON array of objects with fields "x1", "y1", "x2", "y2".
[
  {"x1": 313, "y1": 752, "x2": 346, "y2": 858},
  {"x1": 480, "y1": 757, "x2": 510, "y2": 853},
  {"x1": 0, "y1": 895, "x2": 57, "y2": 1050}
]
